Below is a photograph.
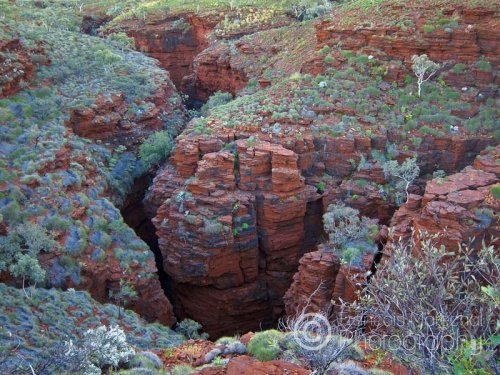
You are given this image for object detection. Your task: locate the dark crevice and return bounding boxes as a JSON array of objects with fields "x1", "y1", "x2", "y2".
[{"x1": 120, "y1": 174, "x2": 171, "y2": 298}]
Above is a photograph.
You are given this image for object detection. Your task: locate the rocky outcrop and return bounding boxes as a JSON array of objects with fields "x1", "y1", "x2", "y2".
[
  {"x1": 182, "y1": 43, "x2": 249, "y2": 102},
  {"x1": 308, "y1": 6, "x2": 499, "y2": 83},
  {"x1": 0, "y1": 37, "x2": 46, "y2": 98},
  {"x1": 146, "y1": 120, "x2": 493, "y2": 335},
  {"x1": 147, "y1": 137, "x2": 323, "y2": 336},
  {"x1": 67, "y1": 78, "x2": 184, "y2": 148},
  {"x1": 196, "y1": 356, "x2": 309, "y2": 375},
  {"x1": 283, "y1": 244, "x2": 376, "y2": 317},
  {"x1": 139, "y1": 1, "x2": 497, "y2": 335},
  {"x1": 389, "y1": 146, "x2": 499, "y2": 251},
  {"x1": 29, "y1": 136, "x2": 177, "y2": 326}
]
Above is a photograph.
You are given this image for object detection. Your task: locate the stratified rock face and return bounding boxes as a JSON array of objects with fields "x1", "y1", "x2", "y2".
[
  {"x1": 122, "y1": 14, "x2": 218, "y2": 89},
  {"x1": 147, "y1": 126, "x2": 492, "y2": 336},
  {"x1": 309, "y1": 7, "x2": 499, "y2": 78},
  {"x1": 141, "y1": 2, "x2": 498, "y2": 334},
  {"x1": 149, "y1": 138, "x2": 317, "y2": 336},
  {"x1": 283, "y1": 245, "x2": 375, "y2": 317},
  {"x1": 389, "y1": 146, "x2": 499, "y2": 251},
  {"x1": 183, "y1": 43, "x2": 249, "y2": 102}
]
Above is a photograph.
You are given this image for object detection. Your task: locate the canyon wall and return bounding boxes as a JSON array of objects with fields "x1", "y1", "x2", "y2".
[
  {"x1": 284, "y1": 147, "x2": 499, "y2": 317},
  {"x1": 120, "y1": 14, "x2": 218, "y2": 94},
  {"x1": 146, "y1": 125, "x2": 492, "y2": 336}
]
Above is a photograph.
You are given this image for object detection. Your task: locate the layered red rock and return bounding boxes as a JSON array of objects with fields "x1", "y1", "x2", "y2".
[
  {"x1": 183, "y1": 43, "x2": 249, "y2": 102},
  {"x1": 308, "y1": 5, "x2": 499, "y2": 83},
  {"x1": 149, "y1": 137, "x2": 320, "y2": 336},
  {"x1": 388, "y1": 147, "x2": 499, "y2": 252},
  {"x1": 66, "y1": 78, "x2": 184, "y2": 148},
  {"x1": 119, "y1": 13, "x2": 218, "y2": 89},
  {"x1": 284, "y1": 245, "x2": 375, "y2": 317}
]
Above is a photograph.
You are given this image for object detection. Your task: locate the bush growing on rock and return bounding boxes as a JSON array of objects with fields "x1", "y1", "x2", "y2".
[
  {"x1": 201, "y1": 91, "x2": 233, "y2": 115},
  {"x1": 128, "y1": 351, "x2": 163, "y2": 370},
  {"x1": 382, "y1": 157, "x2": 419, "y2": 205},
  {"x1": 323, "y1": 203, "x2": 371, "y2": 248},
  {"x1": 322, "y1": 203, "x2": 378, "y2": 264},
  {"x1": 280, "y1": 309, "x2": 365, "y2": 374},
  {"x1": 175, "y1": 319, "x2": 209, "y2": 340},
  {"x1": 139, "y1": 130, "x2": 174, "y2": 169},
  {"x1": 247, "y1": 329, "x2": 284, "y2": 361},
  {"x1": 64, "y1": 325, "x2": 135, "y2": 374}
]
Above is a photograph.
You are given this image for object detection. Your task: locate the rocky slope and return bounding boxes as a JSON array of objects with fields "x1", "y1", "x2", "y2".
[
  {"x1": 0, "y1": 2, "x2": 187, "y2": 327},
  {"x1": 0, "y1": 283, "x2": 184, "y2": 373}
]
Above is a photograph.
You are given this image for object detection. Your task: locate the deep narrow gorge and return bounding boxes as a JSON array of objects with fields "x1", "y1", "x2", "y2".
[{"x1": 110, "y1": 4, "x2": 499, "y2": 338}]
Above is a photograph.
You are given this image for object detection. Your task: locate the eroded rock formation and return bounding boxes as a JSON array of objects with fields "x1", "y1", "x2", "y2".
[
  {"x1": 0, "y1": 37, "x2": 46, "y2": 98},
  {"x1": 389, "y1": 146, "x2": 499, "y2": 251},
  {"x1": 67, "y1": 79, "x2": 185, "y2": 148},
  {"x1": 283, "y1": 246, "x2": 375, "y2": 317},
  {"x1": 120, "y1": 14, "x2": 218, "y2": 90}
]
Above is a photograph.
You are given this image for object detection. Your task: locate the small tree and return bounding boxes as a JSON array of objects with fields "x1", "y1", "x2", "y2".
[
  {"x1": 175, "y1": 319, "x2": 209, "y2": 340},
  {"x1": 411, "y1": 54, "x2": 439, "y2": 97},
  {"x1": 0, "y1": 223, "x2": 59, "y2": 297},
  {"x1": 383, "y1": 157, "x2": 419, "y2": 205},
  {"x1": 109, "y1": 279, "x2": 138, "y2": 319},
  {"x1": 323, "y1": 203, "x2": 372, "y2": 249}
]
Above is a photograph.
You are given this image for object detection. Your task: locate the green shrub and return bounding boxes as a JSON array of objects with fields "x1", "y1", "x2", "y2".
[
  {"x1": 201, "y1": 91, "x2": 233, "y2": 115},
  {"x1": 319, "y1": 45, "x2": 331, "y2": 55},
  {"x1": 475, "y1": 60, "x2": 492, "y2": 72},
  {"x1": 139, "y1": 130, "x2": 173, "y2": 168},
  {"x1": 175, "y1": 319, "x2": 209, "y2": 340},
  {"x1": 46, "y1": 215, "x2": 72, "y2": 231},
  {"x1": 490, "y1": 186, "x2": 500, "y2": 199},
  {"x1": 324, "y1": 54, "x2": 335, "y2": 65},
  {"x1": 128, "y1": 351, "x2": 163, "y2": 370},
  {"x1": 449, "y1": 338, "x2": 497, "y2": 375},
  {"x1": 452, "y1": 63, "x2": 466, "y2": 74},
  {"x1": 247, "y1": 330, "x2": 284, "y2": 361},
  {"x1": 215, "y1": 336, "x2": 239, "y2": 345},
  {"x1": 0, "y1": 223, "x2": 59, "y2": 286},
  {"x1": 341, "y1": 247, "x2": 362, "y2": 263}
]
